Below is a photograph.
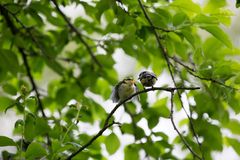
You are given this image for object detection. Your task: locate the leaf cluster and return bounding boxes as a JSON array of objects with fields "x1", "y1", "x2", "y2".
[{"x1": 0, "y1": 0, "x2": 240, "y2": 160}]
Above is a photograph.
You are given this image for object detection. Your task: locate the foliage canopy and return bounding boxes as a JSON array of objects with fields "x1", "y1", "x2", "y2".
[{"x1": 0, "y1": 0, "x2": 240, "y2": 159}]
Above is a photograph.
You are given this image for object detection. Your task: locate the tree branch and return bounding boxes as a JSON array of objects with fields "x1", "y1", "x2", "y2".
[
  {"x1": 67, "y1": 86, "x2": 200, "y2": 159},
  {"x1": 1, "y1": 6, "x2": 87, "y2": 93},
  {"x1": 50, "y1": 0, "x2": 102, "y2": 68},
  {"x1": 123, "y1": 104, "x2": 151, "y2": 159},
  {"x1": 170, "y1": 56, "x2": 196, "y2": 72},
  {"x1": 66, "y1": 121, "x2": 118, "y2": 160},
  {"x1": 170, "y1": 91, "x2": 202, "y2": 160},
  {"x1": 0, "y1": 5, "x2": 51, "y2": 146},
  {"x1": 171, "y1": 56, "x2": 239, "y2": 91},
  {"x1": 136, "y1": 0, "x2": 204, "y2": 159}
]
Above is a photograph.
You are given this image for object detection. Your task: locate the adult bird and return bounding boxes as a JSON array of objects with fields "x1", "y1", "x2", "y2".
[
  {"x1": 110, "y1": 78, "x2": 138, "y2": 103},
  {"x1": 138, "y1": 71, "x2": 157, "y2": 88}
]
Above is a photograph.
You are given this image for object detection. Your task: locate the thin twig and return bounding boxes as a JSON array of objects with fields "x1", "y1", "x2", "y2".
[
  {"x1": 170, "y1": 91, "x2": 202, "y2": 160},
  {"x1": 50, "y1": 0, "x2": 102, "y2": 68},
  {"x1": 67, "y1": 86, "x2": 200, "y2": 159},
  {"x1": 170, "y1": 56, "x2": 196, "y2": 72},
  {"x1": 2, "y1": 6, "x2": 87, "y2": 92},
  {"x1": 136, "y1": 0, "x2": 204, "y2": 159},
  {"x1": 171, "y1": 56, "x2": 239, "y2": 91},
  {"x1": 0, "y1": 5, "x2": 51, "y2": 146},
  {"x1": 153, "y1": 26, "x2": 175, "y2": 32},
  {"x1": 124, "y1": 104, "x2": 151, "y2": 159},
  {"x1": 189, "y1": 71, "x2": 238, "y2": 91},
  {"x1": 66, "y1": 121, "x2": 119, "y2": 160}
]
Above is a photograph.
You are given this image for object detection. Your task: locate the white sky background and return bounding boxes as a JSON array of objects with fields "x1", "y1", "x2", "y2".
[{"x1": 1, "y1": 0, "x2": 240, "y2": 159}]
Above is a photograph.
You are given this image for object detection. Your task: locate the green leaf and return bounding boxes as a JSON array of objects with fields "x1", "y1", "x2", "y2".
[
  {"x1": 0, "y1": 97, "x2": 14, "y2": 112},
  {"x1": 173, "y1": 12, "x2": 189, "y2": 27},
  {"x1": 179, "y1": 118, "x2": 189, "y2": 127},
  {"x1": 25, "y1": 96, "x2": 37, "y2": 113},
  {"x1": 51, "y1": 139, "x2": 61, "y2": 153},
  {"x1": 105, "y1": 133, "x2": 120, "y2": 155},
  {"x1": 153, "y1": 132, "x2": 169, "y2": 141},
  {"x1": 135, "y1": 126, "x2": 146, "y2": 140},
  {"x1": 45, "y1": 58, "x2": 64, "y2": 75},
  {"x1": 24, "y1": 113, "x2": 36, "y2": 141},
  {"x1": 237, "y1": 0, "x2": 240, "y2": 8},
  {"x1": 148, "y1": 116, "x2": 159, "y2": 129},
  {"x1": 26, "y1": 142, "x2": 47, "y2": 159},
  {"x1": 152, "y1": 98, "x2": 170, "y2": 118},
  {"x1": 202, "y1": 37, "x2": 223, "y2": 59},
  {"x1": 35, "y1": 117, "x2": 51, "y2": 136},
  {"x1": 201, "y1": 25, "x2": 232, "y2": 48},
  {"x1": 124, "y1": 144, "x2": 139, "y2": 160},
  {"x1": 0, "y1": 49, "x2": 19, "y2": 75},
  {"x1": 203, "y1": 0, "x2": 226, "y2": 12},
  {"x1": 195, "y1": 119, "x2": 223, "y2": 151},
  {"x1": 90, "y1": 78, "x2": 111, "y2": 100},
  {"x1": 181, "y1": 28, "x2": 196, "y2": 48},
  {"x1": 142, "y1": 142, "x2": 160, "y2": 158},
  {"x1": 95, "y1": 0, "x2": 113, "y2": 21},
  {"x1": 95, "y1": 55, "x2": 114, "y2": 68},
  {"x1": 148, "y1": 10, "x2": 170, "y2": 28},
  {"x1": 120, "y1": 123, "x2": 133, "y2": 134},
  {"x1": 198, "y1": 61, "x2": 214, "y2": 77},
  {"x1": 0, "y1": 136, "x2": 16, "y2": 146},
  {"x1": 223, "y1": 119, "x2": 240, "y2": 135},
  {"x1": 2, "y1": 83, "x2": 17, "y2": 95},
  {"x1": 193, "y1": 14, "x2": 219, "y2": 25},
  {"x1": 171, "y1": 0, "x2": 201, "y2": 13},
  {"x1": 226, "y1": 137, "x2": 240, "y2": 155}
]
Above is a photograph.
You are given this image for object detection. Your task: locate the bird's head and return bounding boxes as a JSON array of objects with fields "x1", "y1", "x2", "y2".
[{"x1": 123, "y1": 78, "x2": 135, "y2": 85}]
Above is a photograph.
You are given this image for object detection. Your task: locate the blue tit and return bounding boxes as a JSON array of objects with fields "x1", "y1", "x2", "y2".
[
  {"x1": 138, "y1": 71, "x2": 157, "y2": 88},
  {"x1": 110, "y1": 78, "x2": 138, "y2": 103}
]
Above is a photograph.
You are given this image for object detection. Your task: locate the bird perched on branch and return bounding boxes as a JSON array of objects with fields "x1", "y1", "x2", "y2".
[
  {"x1": 110, "y1": 78, "x2": 138, "y2": 103},
  {"x1": 138, "y1": 71, "x2": 157, "y2": 88}
]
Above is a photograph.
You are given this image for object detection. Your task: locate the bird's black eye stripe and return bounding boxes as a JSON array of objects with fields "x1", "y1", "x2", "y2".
[{"x1": 122, "y1": 81, "x2": 127, "y2": 84}]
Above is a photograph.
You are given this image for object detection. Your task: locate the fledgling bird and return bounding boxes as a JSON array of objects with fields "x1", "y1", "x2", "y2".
[
  {"x1": 138, "y1": 71, "x2": 157, "y2": 88},
  {"x1": 110, "y1": 78, "x2": 138, "y2": 103}
]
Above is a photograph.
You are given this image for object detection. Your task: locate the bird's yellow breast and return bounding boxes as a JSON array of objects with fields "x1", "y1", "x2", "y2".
[{"x1": 118, "y1": 83, "x2": 135, "y2": 101}]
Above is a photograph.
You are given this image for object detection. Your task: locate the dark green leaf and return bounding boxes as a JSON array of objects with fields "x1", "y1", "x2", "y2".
[
  {"x1": 2, "y1": 83, "x2": 17, "y2": 95},
  {"x1": 120, "y1": 123, "x2": 133, "y2": 134},
  {"x1": 0, "y1": 97, "x2": 14, "y2": 112},
  {"x1": 26, "y1": 142, "x2": 47, "y2": 159},
  {"x1": 35, "y1": 117, "x2": 51, "y2": 136},
  {"x1": 148, "y1": 116, "x2": 159, "y2": 129},
  {"x1": 237, "y1": 0, "x2": 240, "y2": 8},
  {"x1": 173, "y1": 12, "x2": 189, "y2": 27},
  {"x1": 0, "y1": 49, "x2": 19, "y2": 75},
  {"x1": 24, "y1": 113, "x2": 36, "y2": 141},
  {"x1": 0, "y1": 136, "x2": 16, "y2": 146},
  {"x1": 124, "y1": 144, "x2": 139, "y2": 160}
]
